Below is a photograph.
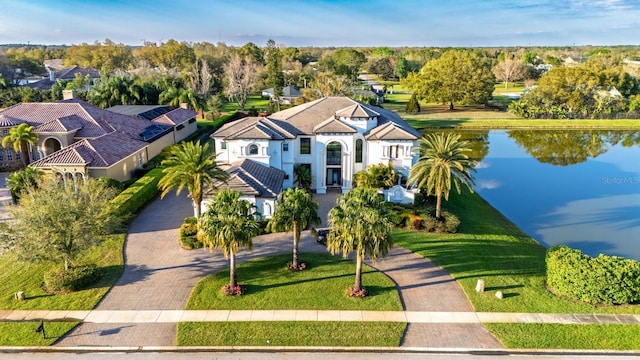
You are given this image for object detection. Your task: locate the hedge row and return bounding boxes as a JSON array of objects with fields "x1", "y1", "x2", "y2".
[
  {"x1": 44, "y1": 264, "x2": 100, "y2": 293},
  {"x1": 546, "y1": 245, "x2": 640, "y2": 305},
  {"x1": 111, "y1": 168, "x2": 164, "y2": 216}
]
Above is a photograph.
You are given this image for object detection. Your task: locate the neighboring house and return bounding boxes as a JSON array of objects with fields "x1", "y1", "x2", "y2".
[
  {"x1": 201, "y1": 159, "x2": 285, "y2": 219},
  {"x1": 261, "y1": 86, "x2": 302, "y2": 105},
  {"x1": 211, "y1": 96, "x2": 420, "y2": 195},
  {"x1": 0, "y1": 98, "x2": 197, "y2": 184},
  {"x1": 25, "y1": 65, "x2": 101, "y2": 90}
]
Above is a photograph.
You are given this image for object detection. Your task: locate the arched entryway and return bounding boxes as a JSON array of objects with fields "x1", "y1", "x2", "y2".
[
  {"x1": 43, "y1": 137, "x2": 62, "y2": 157},
  {"x1": 325, "y1": 141, "x2": 342, "y2": 188}
]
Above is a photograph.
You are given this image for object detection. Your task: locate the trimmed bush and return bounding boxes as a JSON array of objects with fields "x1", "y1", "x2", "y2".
[
  {"x1": 179, "y1": 216, "x2": 203, "y2": 249},
  {"x1": 406, "y1": 93, "x2": 421, "y2": 114},
  {"x1": 546, "y1": 246, "x2": 640, "y2": 305},
  {"x1": 110, "y1": 168, "x2": 164, "y2": 216},
  {"x1": 44, "y1": 264, "x2": 100, "y2": 293},
  {"x1": 389, "y1": 205, "x2": 460, "y2": 234}
]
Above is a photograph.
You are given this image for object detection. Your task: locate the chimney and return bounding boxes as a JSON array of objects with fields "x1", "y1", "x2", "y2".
[
  {"x1": 49, "y1": 69, "x2": 55, "y2": 82},
  {"x1": 63, "y1": 89, "x2": 75, "y2": 100}
]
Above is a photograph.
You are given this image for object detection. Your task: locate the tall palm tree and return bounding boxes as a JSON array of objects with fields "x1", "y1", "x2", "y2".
[
  {"x1": 158, "y1": 141, "x2": 229, "y2": 219},
  {"x1": 198, "y1": 189, "x2": 261, "y2": 292},
  {"x1": 408, "y1": 133, "x2": 476, "y2": 219},
  {"x1": 327, "y1": 187, "x2": 393, "y2": 294},
  {"x1": 293, "y1": 164, "x2": 312, "y2": 191},
  {"x1": 2, "y1": 123, "x2": 38, "y2": 166},
  {"x1": 267, "y1": 187, "x2": 321, "y2": 269},
  {"x1": 6, "y1": 167, "x2": 41, "y2": 204}
]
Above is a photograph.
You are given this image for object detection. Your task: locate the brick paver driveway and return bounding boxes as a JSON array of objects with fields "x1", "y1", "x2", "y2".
[{"x1": 57, "y1": 191, "x2": 501, "y2": 349}]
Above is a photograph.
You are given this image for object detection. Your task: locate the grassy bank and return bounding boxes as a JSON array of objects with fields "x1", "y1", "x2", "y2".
[
  {"x1": 392, "y1": 188, "x2": 640, "y2": 315},
  {"x1": 393, "y1": 188, "x2": 640, "y2": 350},
  {"x1": 405, "y1": 117, "x2": 640, "y2": 130}
]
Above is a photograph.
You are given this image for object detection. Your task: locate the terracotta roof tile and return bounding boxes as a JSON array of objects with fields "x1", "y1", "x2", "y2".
[
  {"x1": 313, "y1": 117, "x2": 357, "y2": 134},
  {"x1": 0, "y1": 114, "x2": 25, "y2": 127},
  {"x1": 152, "y1": 107, "x2": 197, "y2": 125}
]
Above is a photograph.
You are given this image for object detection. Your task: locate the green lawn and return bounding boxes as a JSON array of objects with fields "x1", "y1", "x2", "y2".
[
  {"x1": 0, "y1": 233, "x2": 124, "y2": 345},
  {"x1": 0, "y1": 234, "x2": 125, "y2": 310},
  {"x1": 484, "y1": 323, "x2": 640, "y2": 350},
  {"x1": 393, "y1": 188, "x2": 640, "y2": 315},
  {"x1": 177, "y1": 321, "x2": 405, "y2": 347},
  {"x1": 0, "y1": 322, "x2": 79, "y2": 346},
  {"x1": 180, "y1": 252, "x2": 405, "y2": 347},
  {"x1": 186, "y1": 252, "x2": 402, "y2": 311},
  {"x1": 221, "y1": 95, "x2": 270, "y2": 113}
]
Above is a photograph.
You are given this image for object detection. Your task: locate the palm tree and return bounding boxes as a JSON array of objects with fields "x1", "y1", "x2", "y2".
[
  {"x1": 408, "y1": 133, "x2": 476, "y2": 219},
  {"x1": 293, "y1": 164, "x2": 312, "y2": 191},
  {"x1": 267, "y1": 187, "x2": 321, "y2": 269},
  {"x1": 353, "y1": 163, "x2": 396, "y2": 189},
  {"x1": 6, "y1": 167, "x2": 41, "y2": 204},
  {"x1": 327, "y1": 187, "x2": 393, "y2": 295},
  {"x1": 198, "y1": 189, "x2": 261, "y2": 293},
  {"x1": 158, "y1": 141, "x2": 229, "y2": 219},
  {"x1": 2, "y1": 123, "x2": 38, "y2": 166}
]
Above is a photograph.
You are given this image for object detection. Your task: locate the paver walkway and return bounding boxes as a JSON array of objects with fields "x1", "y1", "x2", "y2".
[{"x1": 54, "y1": 191, "x2": 501, "y2": 348}]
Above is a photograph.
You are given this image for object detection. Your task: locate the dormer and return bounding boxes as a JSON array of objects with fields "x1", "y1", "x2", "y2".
[{"x1": 334, "y1": 103, "x2": 380, "y2": 133}]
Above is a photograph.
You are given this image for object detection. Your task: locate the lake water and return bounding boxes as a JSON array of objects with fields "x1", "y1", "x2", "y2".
[{"x1": 450, "y1": 130, "x2": 640, "y2": 261}]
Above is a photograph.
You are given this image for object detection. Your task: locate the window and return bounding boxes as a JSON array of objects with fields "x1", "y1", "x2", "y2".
[
  {"x1": 6, "y1": 150, "x2": 12, "y2": 161},
  {"x1": 248, "y1": 144, "x2": 259, "y2": 155},
  {"x1": 0, "y1": 151, "x2": 3, "y2": 162},
  {"x1": 2, "y1": 129, "x2": 8, "y2": 136},
  {"x1": 283, "y1": 143, "x2": 289, "y2": 152},
  {"x1": 326, "y1": 142, "x2": 341, "y2": 165},
  {"x1": 188, "y1": 118, "x2": 196, "y2": 124},
  {"x1": 221, "y1": 141, "x2": 227, "y2": 150},
  {"x1": 176, "y1": 124, "x2": 185, "y2": 130},
  {"x1": 355, "y1": 139, "x2": 363, "y2": 163},
  {"x1": 136, "y1": 153, "x2": 143, "y2": 168},
  {"x1": 300, "y1": 137, "x2": 311, "y2": 155}
]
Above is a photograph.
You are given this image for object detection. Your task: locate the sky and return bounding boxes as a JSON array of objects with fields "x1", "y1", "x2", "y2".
[{"x1": 1, "y1": 0, "x2": 639, "y2": 47}]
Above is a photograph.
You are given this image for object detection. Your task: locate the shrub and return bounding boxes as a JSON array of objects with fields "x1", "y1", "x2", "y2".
[
  {"x1": 546, "y1": 246, "x2": 640, "y2": 305},
  {"x1": 44, "y1": 264, "x2": 100, "y2": 293},
  {"x1": 110, "y1": 168, "x2": 164, "y2": 216},
  {"x1": 179, "y1": 217, "x2": 203, "y2": 249},
  {"x1": 346, "y1": 286, "x2": 368, "y2": 298},
  {"x1": 406, "y1": 93, "x2": 421, "y2": 113},
  {"x1": 221, "y1": 283, "x2": 245, "y2": 296}
]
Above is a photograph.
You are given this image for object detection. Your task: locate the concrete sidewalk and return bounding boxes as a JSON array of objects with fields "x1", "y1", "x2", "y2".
[{"x1": 3, "y1": 309, "x2": 639, "y2": 324}]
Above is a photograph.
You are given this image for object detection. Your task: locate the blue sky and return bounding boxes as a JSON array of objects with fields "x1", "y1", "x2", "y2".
[{"x1": 1, "y1": 0, "x2": 639, "y2": 47}]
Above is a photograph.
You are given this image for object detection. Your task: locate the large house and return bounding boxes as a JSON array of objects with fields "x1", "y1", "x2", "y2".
[
  {"x1": 0, "y1": 98, "x2": 197, "y2": 184},
  {"x1": 210, "y1": 97, "x2": 420, "y2": 212}
]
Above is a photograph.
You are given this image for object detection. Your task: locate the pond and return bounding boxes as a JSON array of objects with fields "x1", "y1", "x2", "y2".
[{"x1": 432, "y1": 130, "x2": 640, "y2": 261}]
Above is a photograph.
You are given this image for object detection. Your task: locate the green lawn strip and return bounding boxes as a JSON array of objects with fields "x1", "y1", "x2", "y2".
[
  {"x1": 221, "y1": 95, "x2": 270, "y2": 113},
  {"x1": 392, "y1": 188, "x2": 640, "y2": 315},
  {"x1": 405, "y1": 117, "x2": 640, "y2": 129},
  {"x1": 0, "y1": 322, "x2": 78, "y2": 346},
  {"x1": 484, "y1": 323, "x2": 640, "y2": 350},
  {"x1": 177, "y1": 321, "x2": 405, "y2": 347},
  {"x1": 0, "y1": 234, "x2": 125, "y2": 310},
  {"x1": 186, "y1": 252, "x2": 402, "y2": 311}
]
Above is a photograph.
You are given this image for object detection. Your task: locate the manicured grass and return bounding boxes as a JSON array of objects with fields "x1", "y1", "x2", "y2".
[
  {"x1": 0, "y1": 322, "x2": 79, "y2": 346},
  {"x1": 405, "y1": 117, "x2": 640, "y2": 129},
  {"x1": 177, "y1": 321, "x2": 405, "y2": 347},
  {"x1": 484, "y1": 323, "x2": 640, "y2": 350},
  {"x1": 0, "y1": 233, "x2": 125, "y2": 310},
  {"x1": 186, "y1": 252, "x2": 402, "y2": 311},
  {"x1": 392, "y1": 188, "x2": 640, "y2": 315},
  {"x1": 221, "y1": 95, "x2": 270, "y2": 113}
]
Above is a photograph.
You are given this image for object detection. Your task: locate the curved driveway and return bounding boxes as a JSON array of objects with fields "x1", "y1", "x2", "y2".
[{"x1": 57, "y1": 192, "x2": 501, "y2": 348}]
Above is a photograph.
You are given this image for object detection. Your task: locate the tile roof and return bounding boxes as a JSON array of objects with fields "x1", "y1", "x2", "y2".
[
  {"x1": 335, "y1": 103, "x2": 380, "y2": 118},
  {"x1": 107, "y1": 105, "x2": 172, "y2": 119},
  {"x1": 210, "y1": 159, "x2": 285, "y2": 198},
  {"x1": 25, "y1": 66, "x2": 101, "y2": 90},
  {"x1": 313, "y1": 117, "x2": 357, "y2": 134},
  {"x1": 365, "y1": 122, "x2": 420, "y2": 141},
  {"x1": 0, "y1": 114, "x2": 25, "y2": 127},
  {"x1": 31, "y1": 131, "x2": 147, "y2": 168},
  {"x1": 214, "y1": 117, "x2": 297, "y2": 141},
  {"x1": 213, "y1": 96, "x2": 420, "y2": 141},
  {"x1": 152, "y1": 107, "x2": 197, "y2": 126}
]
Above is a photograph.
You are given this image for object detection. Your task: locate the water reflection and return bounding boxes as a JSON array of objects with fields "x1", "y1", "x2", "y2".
[
  {"x1": 425, "y1": 129, "x2": 640, "y2": 261},
  {"x1": 509, "y1": 130, "x2": 640, "y2": 166}
]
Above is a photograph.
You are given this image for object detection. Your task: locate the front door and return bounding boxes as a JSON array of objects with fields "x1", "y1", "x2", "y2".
[{"x1": 326, "y1": 168, "x2": 342, "y2": 187}]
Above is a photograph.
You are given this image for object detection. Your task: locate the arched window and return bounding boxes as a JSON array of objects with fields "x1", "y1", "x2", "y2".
[
  {"x1": 248, "y1": 144, "x2": 259, "y2": 155},
  {"x1": 355, "y1": 139, "x2": 363, "y2": 163}
]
